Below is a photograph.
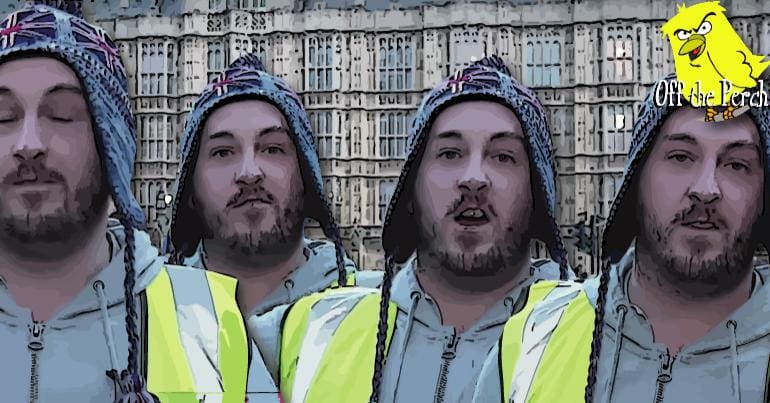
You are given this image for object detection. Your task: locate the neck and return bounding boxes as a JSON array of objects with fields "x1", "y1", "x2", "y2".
[
  {"x1": 629, "y1": 247, "x2": 753, "y2": 355},
  {"x1": 203, "y1": 237, "x2": 307, "y2": 316},
  {"x1": 414, "y1": 249, "x2": 532, "y2": 332},
  {"x1": 0, "y1": 213, "x2": 111, "y2": 322}
]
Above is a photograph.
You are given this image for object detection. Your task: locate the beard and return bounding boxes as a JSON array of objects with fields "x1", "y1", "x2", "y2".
[
  {"x1": 0, "y1": 160, "x2": 108, "y2": 245},
  {"x1": 637, "y1": 202, "x2": 760, "y2": 298},
  {"x1": 415, "y1": 203, "x2": 533, "y2": 278},
  {"x1": 199, "y1": 178, "x2": 305, "y2": 261}
]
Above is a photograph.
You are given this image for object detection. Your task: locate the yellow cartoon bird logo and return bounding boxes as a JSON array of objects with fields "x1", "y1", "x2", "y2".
[{"x1": 661, "y1": 1, "x2": 769, "y2": 121}]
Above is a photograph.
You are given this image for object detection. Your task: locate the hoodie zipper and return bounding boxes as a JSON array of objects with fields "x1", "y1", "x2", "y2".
[
  {"x1": 653, "y1": 352, "x2": 673, "y2": 403},
  {"x1": 433, "y1": 329, "x2": 458, "y2": 403},
  {"x1": 27, "y1": 321, "x2": 45, "y2": 403}
]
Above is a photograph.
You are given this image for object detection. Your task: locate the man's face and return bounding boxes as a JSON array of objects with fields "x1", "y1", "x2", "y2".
[
  {"x1": 192, "y1": 99, "x2": 304, "y2": 257},
  {"x1": 414, "y1": 100, "x2": 533, "y2": 276},
  {"x1": 637, "y1": 106, "x2": 764, "y2": 295},
  {"x1": 0, "y1": 57, "x2": 106, "y2": 244}
]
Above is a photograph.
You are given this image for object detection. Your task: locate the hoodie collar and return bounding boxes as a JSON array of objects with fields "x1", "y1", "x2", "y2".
[
  {"x1": 195, "y1": 238, "x2": 352, "y2": 318},
  {"x1": 602, "y1": 245, "x2": 770, "y2": 355},
  {"x1": 389, "y1": 258, "x2": 564, "y2": 333},
  {"x1": 0, "y1": 219, "x2": 164, "y2": 326}
]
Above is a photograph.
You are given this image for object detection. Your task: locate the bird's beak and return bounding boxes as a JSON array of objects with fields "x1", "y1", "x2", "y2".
[{"x1": 679, "y1": 34, "x2": 706, "y2": 61}]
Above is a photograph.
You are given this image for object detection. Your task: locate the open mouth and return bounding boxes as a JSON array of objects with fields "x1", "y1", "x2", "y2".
[
  {"x1": 454, "y1": 208, "x2": 489, "y2": 226},
  {"x1": 689, "y1": 44, "x2": 704, "y2": 61}
]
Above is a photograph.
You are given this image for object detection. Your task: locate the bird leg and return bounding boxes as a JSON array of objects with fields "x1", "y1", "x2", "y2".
[
  {"x1": 705, "y1": 107, "x2": 718, "y2": 122},
  {"x1": 723, "y1": 105, "x2": 736, "y2": 120}
]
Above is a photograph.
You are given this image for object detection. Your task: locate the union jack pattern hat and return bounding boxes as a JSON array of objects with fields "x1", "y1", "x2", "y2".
[
  {"x1": 0, "y1": 3, "x2": 142, "y2": 228},
  {"x1": 170, "y1": 53, "x2": 343, "y2": 268},
  {"x1": 382, "y1": 55, "x2": 568, "y2": 276}
]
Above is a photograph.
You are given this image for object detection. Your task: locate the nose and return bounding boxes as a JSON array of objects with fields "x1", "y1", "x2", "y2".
[
  {"x1": 688, "y1": 162, "x2": 721, "y2": 204},
  {"x1": 235, "y1": 152, "x2": 264, "y2": 186},
  {"x1": 457, "y1": 153, "x2": 489, "y2": 195},
  {"x1": 12, "y1": 116, "x2": 45, "y2": 161}
]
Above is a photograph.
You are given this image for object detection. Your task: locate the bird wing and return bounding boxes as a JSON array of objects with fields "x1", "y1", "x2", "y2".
[{"x1": 708, "y1": 50, "x2": 760, "y2": 88}]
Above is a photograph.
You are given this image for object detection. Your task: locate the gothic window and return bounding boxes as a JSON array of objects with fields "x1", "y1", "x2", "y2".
[
  {"x1": 525, "y1": 38, "x2": 561, "y2": 87},
  {"x1": 306, "y1": 37, "x2": 334, "y2": 91},
  {"x1": 606, "y1": 28, "x2": 633, "y2": 82},
  {"x1": 378, "y1": 36, "x2": 415, "y2": 91},
  {"x1": 233, "y1": 37, "x2": 251, "y2": 60},
  {"x1": 166, "y1": 42, "x2": 177, "y2": 95},
  {"x1": 379, "y1": 180, "x2": 397, "y2": 223},
  {"x1": 165, "y1": 116, "x2": 175, "y2": 161},
  {"x1": 310, "y1": 111, "x2": 335, "y2": 158},
  {"x1": 139, "y1": 42, "x2": 166, "y2": 95},
  {"x1": 379, "y1": 112, "x2": 408, "y2": 158},
  {"x1": 207, "y1": 40, "x2": 226, "y2": 82},
  {"x1": 251, "y1": 38, "x2": 268, "y2": 65}
]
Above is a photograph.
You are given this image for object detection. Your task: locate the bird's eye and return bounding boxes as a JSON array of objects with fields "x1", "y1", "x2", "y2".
[
  {"x1": 697, "y1": 21, "x2": 712, "y2": 35},
  {"x1": 676, "y1": 30, "x2": 692, "y2": 41}
]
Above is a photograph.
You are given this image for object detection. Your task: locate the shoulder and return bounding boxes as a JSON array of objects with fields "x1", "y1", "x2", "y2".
[
  {"x1": 291, "y1": 286, "x2": 380, "y2": 314},
  {"x1": 530, "y1": 258, "x2": 574, "y2": 281},
  {"x1": 159, "y1": 264, "x2": 238, "y2": 291},
  {"x1": 353, "y1": 270, "x2": 385, "y2": 288},
  {"x1": 527, "y1": 279, "x2": 593, "y2": 311}
]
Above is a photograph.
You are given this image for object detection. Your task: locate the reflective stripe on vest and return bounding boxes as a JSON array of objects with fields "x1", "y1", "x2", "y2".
[
  {"x1": 279, "y1": 287, "x2": 397, "y2": 403},
  {"x1": 146, "y1": 266, "x2": 249, "y2": 403},
  {"x1": 499, "y1": 281, "x2": 595, "y2": 403},
  {"x1": 330, "y1": 272, "x2": 357, "y2": 288}
]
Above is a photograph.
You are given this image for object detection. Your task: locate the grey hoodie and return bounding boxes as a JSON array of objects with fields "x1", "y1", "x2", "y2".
[
  {"x1": 0, "y1": 219, "x2": 164, "y2": 403},
  {"x1": 473, "y1": 247, "x2": 770, "y2": 403},
  {"x1": 250, "y1": 257, "x2": 565, "y2": 403}
]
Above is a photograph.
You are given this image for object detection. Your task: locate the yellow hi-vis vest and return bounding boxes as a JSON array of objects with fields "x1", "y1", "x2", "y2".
[
  {"x1": 498, "y1": 281, "x2": 595, "y2": 403},
  {"x1": 145, "y1": 265, "x2": 249, "y2": 402},
  {"x1": 278, "y1": 287, "x2": 397, "y2": 403},
  {"x1": 276, "y1": 276, "x2": 561, "y2": 403}
]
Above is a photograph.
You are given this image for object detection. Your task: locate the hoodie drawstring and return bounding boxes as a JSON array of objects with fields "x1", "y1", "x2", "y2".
[
  {"x1": 93, "y1": 280, "x2": 121, "y2": 374},
  {"x1": 392, "y1": 291, "x2": 421, "y2": 401},
  {"x1": 727, "y1": 319, "x2": 741, "y2": 402},
  {"x1": 604, "y1": 304, "x2": 628, "y2": 403},
  {"x1": 284, "y1": 279, "x2": 295, "y2": 302}
]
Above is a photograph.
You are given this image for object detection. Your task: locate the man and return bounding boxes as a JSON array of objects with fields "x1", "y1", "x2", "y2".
[
  {"x1": 0, "y1": 4, "x2": 248, "y2": 402},
  {"x1": 251, "y1": 55, "x2": 571, "y2": 402},
  {"x1": 473, "y1": 74, "x2": 770, "y2": 403},
  {"x1": 168, "y1": 53, "x2": 382, "y2": 400}
]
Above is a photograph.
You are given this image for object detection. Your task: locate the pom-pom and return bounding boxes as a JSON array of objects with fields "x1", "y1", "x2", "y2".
[{"x1": 470, "y1": 54, "x2": 512, "y2": 76}]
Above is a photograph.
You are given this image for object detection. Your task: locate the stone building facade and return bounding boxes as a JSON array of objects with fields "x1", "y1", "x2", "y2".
[{"x1": 4, "y1": 0, "x2": 769, "y2": 274}]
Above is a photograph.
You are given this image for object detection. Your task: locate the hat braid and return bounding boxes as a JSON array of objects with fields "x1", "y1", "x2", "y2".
[
  {"x1": 368, "y1": 255, "x2": 396, "y2": 403},
  {"x1": 584, "y1": 260, "x2": 611, "y2": 403},
  {"x1": 117, "y1": 215, "x2": 159, "y2": 402}
]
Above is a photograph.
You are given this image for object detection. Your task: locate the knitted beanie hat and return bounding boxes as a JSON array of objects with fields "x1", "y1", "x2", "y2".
[{"x1": 169, "y1": 53, "x2": 348, "y2": 286}]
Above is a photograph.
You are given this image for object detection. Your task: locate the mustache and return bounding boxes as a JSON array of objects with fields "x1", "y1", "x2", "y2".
[
  {"x1": 672, "y1": 202, "x2": 727, "y2": 229},
  {"x1": 226, "y1": 185, "x2": 276, "y2": 208},
  {"x1": 3, "y1": 161, "x2": 65, "y2": 185}
]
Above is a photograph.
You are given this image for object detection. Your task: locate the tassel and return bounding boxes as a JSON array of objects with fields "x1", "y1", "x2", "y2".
[{"x1": 113, "y1": 370, "x2": 160, "y2": 403}]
